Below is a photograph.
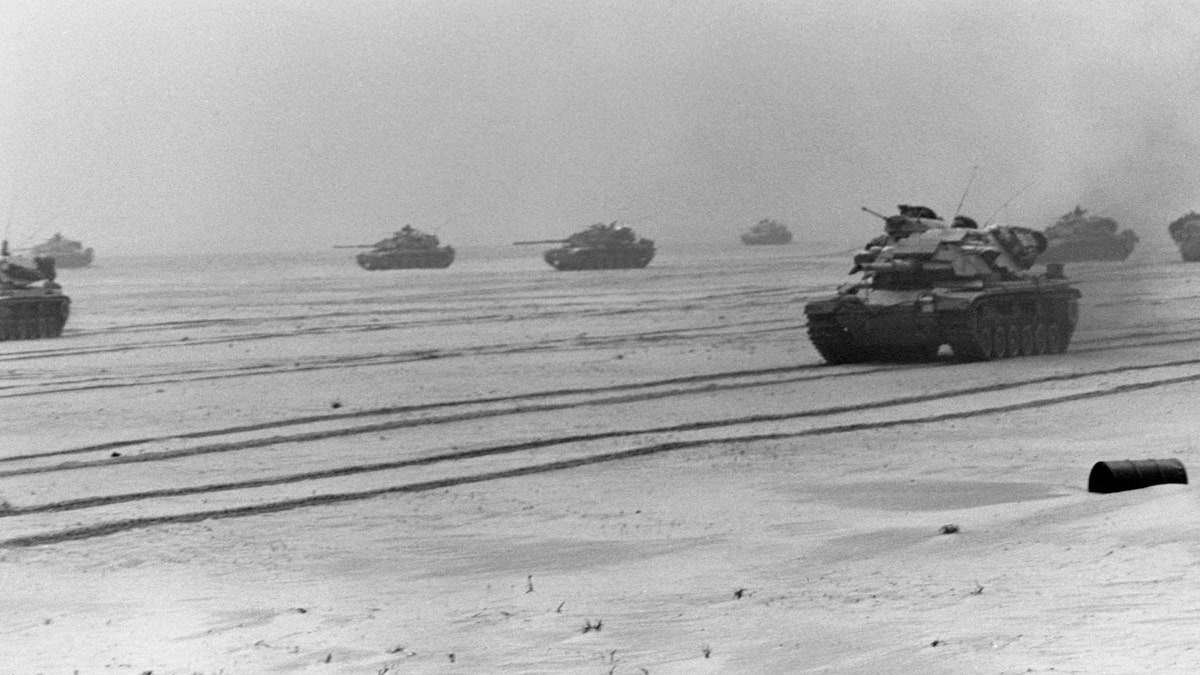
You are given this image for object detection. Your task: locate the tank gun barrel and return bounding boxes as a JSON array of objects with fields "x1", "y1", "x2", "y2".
[
  {"x1": 512, "y1": 239, "x2": 569, "y2": 245},
  {"x1": 861, "y1": 207, "x2": 888, "y2": 220},
  {"x1": 332, "y1": 245, "x2": 376, "y2": 249}
]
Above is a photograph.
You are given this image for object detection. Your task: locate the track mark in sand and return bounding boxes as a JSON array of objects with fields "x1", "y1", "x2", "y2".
[
  {"x1": 0, "y1": 319, "x2": 806, "y2": 399},
  {"x1": 6, "y1": 361, "x2": 1200, "y2": 537},
  {"x1": 0, "y1": 363, "x2": 894, "y2": 475}
]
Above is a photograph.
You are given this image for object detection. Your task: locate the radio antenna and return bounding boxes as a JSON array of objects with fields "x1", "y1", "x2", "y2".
[
  {"x1": 983, "y1": 180, "x2": 1036, "y2": 227},
  {"x1": 954, "y1": 165, "x2": 979, "y2": 218}
]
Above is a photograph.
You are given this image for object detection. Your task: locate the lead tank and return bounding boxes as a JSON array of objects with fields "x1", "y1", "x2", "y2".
[
  {"x1": 516, "y1": 221, "x2": 655, "y2": 270},
  {"x1": 804, "y1": 205, "x2": 1080, "y2": 363},
  {"x1": 0, "y1": 240, "x2": 70, "y2": 340},
  {"x1": 343, "y1": 225, "x2": 455, "y2": 270},
  {"x1": 1167, "y1": 211, "x2": 1200, "y2": 262},
  {"x1": 1038, "y1": 206, "x2": 1138, "y2": 263}
]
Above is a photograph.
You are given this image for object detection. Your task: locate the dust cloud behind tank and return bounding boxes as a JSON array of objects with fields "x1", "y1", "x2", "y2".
[
  {"x1": 1167, "y1": 212, "x2": 1200, "y2": 262},
  {"x1": 741, "y1": 218, "x2": 793, "y2": 245},
  {"x1": 30, "y1": 232, "x2": 94, "y2": 269},
  {"x1": 1037, "y1": 206, "x2": 1138, "y2": 263},
  {"x1": 0, "y1": 240, "x2": 70, "y2": 340},
  {"x1": 804, "y1": 205, "x2": 1080, "y2": 364},
  {"x1": 338, "y1": 225, "x2": 455, "y2": 270},
  {"x1": 514, "y1": 221, "x2": 655, "y2": 271}
]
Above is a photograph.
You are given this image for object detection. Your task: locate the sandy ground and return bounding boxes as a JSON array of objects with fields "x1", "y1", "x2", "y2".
[{"x1": 6, "y1": 241, "x2": 1200, "y2": 674}]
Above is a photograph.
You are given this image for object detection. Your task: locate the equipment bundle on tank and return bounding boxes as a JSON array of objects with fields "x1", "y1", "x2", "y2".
[
  {"x1": 0, "y1": 240, "x2": 70, "y2": 340},
  {"x1": 339, "y1": 225, "x2": 455, "y2": 270},
  {"x1": 740, "y1": 218, "x2": 793, "y2": 245},
  {"x1": 31, "y1": 232, "x2": 94, "y2": 268},
  {"x1": 1167, "y1": 211, "x2": 1200, "y2": 262},
  {"x1": 804, "y1": 205, "x2": 1080, "y2": 363},
  {"x1": 514, "y1": 221, "x2": 655, "y2": 270},
  {"x1": 1038, "y1": 206, "x2": 1138, "y2": 263}
]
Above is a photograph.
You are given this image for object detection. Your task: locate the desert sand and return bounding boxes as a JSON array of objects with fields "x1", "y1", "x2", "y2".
[{"x1": 5, "y1": 239, "x2": 1200, "y2": 674}]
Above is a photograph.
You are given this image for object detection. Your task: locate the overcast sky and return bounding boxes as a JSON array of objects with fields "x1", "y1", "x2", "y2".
[{"x1": 2, "y1": 0, "x2": 1199, "y2": 254}]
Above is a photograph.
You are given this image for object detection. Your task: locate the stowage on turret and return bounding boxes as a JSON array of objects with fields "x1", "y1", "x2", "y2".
[
  {"x1": 1167, "y1": 211, "x2": 1200, "y2": 262},
  {"x1": 340, "y1": 225, "x2": 455, "y2": 270},
  {"x1": 0, "y1": 240, "x2": 70, "y2": 340},
  {"x1": 804, "y1": 205, "x2": 1080, "y2": 363},
  {"x1": 1038, "y1": 206, "x2": 1138, "y2": 263},
  {"x1": 515, "y1": 221, "x2": 655, "y2": 270}
]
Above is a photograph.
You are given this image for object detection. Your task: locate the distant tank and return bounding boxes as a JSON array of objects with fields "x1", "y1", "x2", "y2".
[
  {"x1": 339, "y1": 225, "x2": 455, "y2": 270},
  {"x1": 741, "y1": 218, "x2": 793, "y2": 245},
  {"x1": 0, "y1": 240, "x2": 70, "y2": 340},
  {"x1": 514, "y1": 221, "x2": 655, "y2": 270},
  {"x1": 804, "y1": 205, "x2": 1080, "y2": 363},
  {"x1": 31, "y1": 232, "x2": 93, "y2": 268},
  {"x1": 1167, "y1": 211, "x2": 1200, "y2": 262},
  {"x1": 1038, "y1": 206, "x2": 1138, "y2": 263}
]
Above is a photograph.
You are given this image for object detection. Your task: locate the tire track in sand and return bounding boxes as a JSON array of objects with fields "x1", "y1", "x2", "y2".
[{"x1": 5, "y1": 358, "x2": 1200, "y2": 547}]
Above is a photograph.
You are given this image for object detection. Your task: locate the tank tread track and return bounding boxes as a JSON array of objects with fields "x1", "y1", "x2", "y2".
[
  {"x1": 808, "y1": 298, "x2": 1075, "y2": 364},
  {"x1": 943, "y1": 303, "x2": 1072, "y2": 361},
  {"x1": 0, "y1": 296, "x2": 70, "y2": 341}
]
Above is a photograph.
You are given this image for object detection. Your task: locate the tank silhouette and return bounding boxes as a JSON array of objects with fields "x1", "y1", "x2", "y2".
[
  {"x1": 338, "y1": 225, "x2": 455, "y2": 270},
  {"x1": 1038, "y1": 206, "x2": 1138, "y2": 263},
  {"x1": 514, "y1": 221, "x2": 655, "y2": 270},
  {"x1": 741, "y1": 218, "x2": 793, "y2": 245},
  {"x1": 804, "y1": 205, "x2": 1080, "y2": 363},
  {"x1": 0, "y1": 240, "x2": 70, "y2": 340},
  {"x1": 31, "y1": 232, "x2": 94, "y2": 268},
  {"x1": 1167, "y1": 211, "x2": 1200, "y2": 262}
]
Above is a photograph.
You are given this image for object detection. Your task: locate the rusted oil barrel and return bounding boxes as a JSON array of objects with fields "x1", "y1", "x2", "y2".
[{"x1": 1088, "y1": 459, "x2": 1187, "y2": 494}]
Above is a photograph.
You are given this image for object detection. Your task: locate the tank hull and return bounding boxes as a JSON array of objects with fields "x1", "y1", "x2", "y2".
[
  {"x1": 740, "y1": 232, "x2": 793, "y2": 245},
  {"x1": 36, "y1": 249, "x2": 94, "y2": 268},
  {"x1": 355, "y1": 246, "x2": 455, "y2": 270},
  {"x1": 1177, "y1": 240, "x2": 1200, "y2": 262},
  {"x1": 1038, "y1": 235, "x2": 1136, "y2": 263},
  {"x1": 0, "y1": 289, "x2": 70, "y2": 340},
  {"x1": 543, "y1": 244, "x2": 655, "y2": 270},
  {"x1": 804, "y1": 282, "x2": 1081, "y2": 363}
]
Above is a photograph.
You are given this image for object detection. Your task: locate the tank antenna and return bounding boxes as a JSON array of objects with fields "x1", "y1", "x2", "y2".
[
  {"x1": 982, "y1": 180, "x2": 1036, "y2": 227},
  {"x1": 953, "y1": 165, "x2": 979, "y2": 218}
]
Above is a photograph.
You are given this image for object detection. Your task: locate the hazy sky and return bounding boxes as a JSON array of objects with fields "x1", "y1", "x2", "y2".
[{"x1": 3, "y1": 0, "x2": 1199, "y2": 254}]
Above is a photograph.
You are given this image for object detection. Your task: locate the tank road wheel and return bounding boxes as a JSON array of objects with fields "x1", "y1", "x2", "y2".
[
  {"x1": 990, "y1": 323, "x2": 1009, "y2": 358},
  {"x1": 1046, "y1": 323, "x2": 1064, "y2": 354},
  {"x1": 807, "y1": 318, "x2": 866, "y2": 365},
  {"x1": 1007, "y1": 324, "x2": 1022, "y2": 357},
  {"x1": 1020, "y1": 324, "x2": 1035, "y2": 356},
  {"x1": 1032, "y1": 323, "x2": 1048, "y2": 355}
]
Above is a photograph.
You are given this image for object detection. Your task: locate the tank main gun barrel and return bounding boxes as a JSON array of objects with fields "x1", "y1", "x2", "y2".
[
  {"x1": 861, "y1": 207, "x2": 888, "y2": 220},
  {"x1": 332, "y1": 245, "x2": 376, "y2": 249},
  {"x1": 512, "y1": 239, "x2": 569, "y2": 245}
]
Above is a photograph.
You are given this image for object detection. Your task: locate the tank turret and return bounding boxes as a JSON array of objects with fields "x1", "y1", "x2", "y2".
[
  {"x1": 0, "y1": 240, "x2": 70, "y2": 340},
  {"x1": 515, "y1": 221, "x2": 655, "y2": 270},
  {"x1": 804, "y1": 205, "x2": 1080, "y2": 363},
  {"x1": 338, "y1": 225, "x2": 455, "y2": 270},
  {"x1": 1168, "y1": 211, "x2": 1200, "y2": 262},
  {"x1": 1038, "y1": 206, "x2": 1138, "y2": 263},
  {"x1": 741, "y1": 218, "x2": 793, "y2": 245}
]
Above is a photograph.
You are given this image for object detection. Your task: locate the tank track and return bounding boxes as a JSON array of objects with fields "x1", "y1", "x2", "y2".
[
  {"x1": 0, "y1": 295, "x2": 70, "y2": 341},
  {"x1": 944, "y1": 298, "x2": 1072, "y2": 361}
]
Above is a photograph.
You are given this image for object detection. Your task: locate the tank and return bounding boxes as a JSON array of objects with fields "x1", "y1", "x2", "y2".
[
  {"x1": 340, "y1": 225, "x2": 455, "y2": 270},
  {"x1": 1038, "y1": 206, "x2": 1138, "y2": 263},
  {"x1": 0, "y1": 240, "x2": 70, "y2": 340},
  {"x1": 804, "y1": 205, "x2": 1081, "y2": 363},
  {"x1": 31, "y1": 232, "x2": 94, "y2": 268},
  {"x1": 515, "y1": 221, "x2": 655, "y2": 270},
  {"x1": 741, "y1": 218, "x2": 793, "y2": 245},
  {"x1": 1167, "y1": 211, "x2": 1200, "y2": 262}
]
